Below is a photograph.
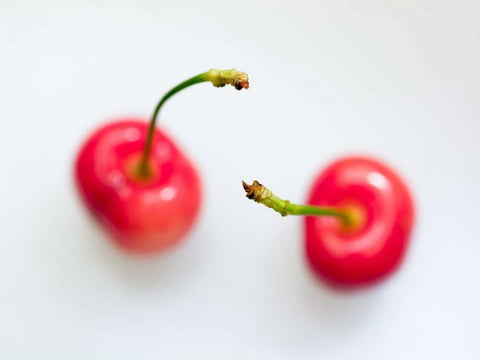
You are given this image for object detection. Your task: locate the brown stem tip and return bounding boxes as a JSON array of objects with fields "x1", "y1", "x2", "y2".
[
  {"x1": 232, "y1": 71, "x2": 249, "y2": 90},
  {"x1": 242, "y1": 180, "x2": 256, "y2": 199},
  {"x1": 242, "y1": 180, "x2": 272, "y2": 202},
  {"x1": 208, "y1": 69, "x2": 249, "y2": 90}
]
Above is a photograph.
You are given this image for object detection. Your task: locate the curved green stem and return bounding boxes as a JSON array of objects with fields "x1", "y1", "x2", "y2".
[{"x1": 137, "y1": 69, "x2": 249, "y2": 177}]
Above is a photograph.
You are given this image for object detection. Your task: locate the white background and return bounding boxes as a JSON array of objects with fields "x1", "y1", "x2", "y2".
[{"x1": 1, "y1": 1, "x2": 479, "y2": 358}]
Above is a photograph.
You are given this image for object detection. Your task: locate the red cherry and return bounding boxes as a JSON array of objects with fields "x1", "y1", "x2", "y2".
[
  {"x1": 74, "y1": 69, "x2": 248, "y2": 254},
  {"x1": 305, "y1": 156, "x2": 415, "y2": 287},
  {"x1": 75, "y1": 119, "x2": 201, "y2": 254}
]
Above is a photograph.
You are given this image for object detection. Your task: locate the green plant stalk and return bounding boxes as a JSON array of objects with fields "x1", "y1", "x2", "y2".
[
  {"x1": 242, "y1": 180, "x2": 352, "y2": 225},
  {"x1": 137, "y1": 69, "x2": 249, "y2": 177}
]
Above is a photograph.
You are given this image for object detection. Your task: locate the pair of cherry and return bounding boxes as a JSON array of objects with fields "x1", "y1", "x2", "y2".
[{"x1": 75, "y1": 69, "x2": 414, "y2": 289}]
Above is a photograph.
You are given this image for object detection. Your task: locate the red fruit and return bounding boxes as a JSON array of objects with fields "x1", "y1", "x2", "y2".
[
  {"x1": 75, "y1": 119, "x2": 201, "y2": 254},
  {"x1": 74, "y1": 69, "x2": 248, "y2": 254},
  {"x1": 305, "y1": 156, "x2": 414, "y2": 287}
]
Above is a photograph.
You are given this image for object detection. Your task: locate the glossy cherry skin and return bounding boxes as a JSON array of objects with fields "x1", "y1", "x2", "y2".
[
  {"x1": 305, "y1": 156, "x2": 414, "y2": 288},
  {"x1": 75, "y1": 119, "x2": 201, "y2": 254}
]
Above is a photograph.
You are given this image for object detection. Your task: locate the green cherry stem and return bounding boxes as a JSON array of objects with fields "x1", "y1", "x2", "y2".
[
  {"x1": 137, "y1": 69, "x2": 249, "y2": 177},
  {"x1": 242, "y1": 180, "x2": 356, "y2": 228}
]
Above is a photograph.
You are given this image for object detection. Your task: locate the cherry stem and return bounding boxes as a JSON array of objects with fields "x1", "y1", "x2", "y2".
[
  {"x1": 242, "y1": 180, "x2": 354, "y2": 227},
  {"x1": 137, "y1": 69, "x2": 250, "y2": 177}
]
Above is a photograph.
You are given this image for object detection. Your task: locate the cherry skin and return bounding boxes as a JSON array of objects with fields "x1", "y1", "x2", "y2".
[
  {"x1": 305, "y1": 156, "x2": 414, "y2": 287},
  {"x1": 75, "y1": 119, "x2": 201, "y2": 254}
]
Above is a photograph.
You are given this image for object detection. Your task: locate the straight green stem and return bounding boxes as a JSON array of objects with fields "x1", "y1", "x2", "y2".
[
  {"x1": 286, "y1": 203, "x2": 347, "y2": 218},
  {"x1": 269, "y1": 194, "x2": 348, "y2": 221},
  {"x1": 243, "y1": 181, "x2": 352, "y2": 225}
]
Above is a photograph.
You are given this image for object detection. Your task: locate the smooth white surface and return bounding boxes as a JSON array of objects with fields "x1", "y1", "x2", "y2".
[{"x1": 1, "y1": 1, "x2": 479, "y2": 358}]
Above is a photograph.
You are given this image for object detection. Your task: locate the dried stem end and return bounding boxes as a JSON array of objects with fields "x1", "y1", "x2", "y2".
[
  {"x1": 242, "y1": 180, "x2": 290, "y2": 216},
  {"x1": 208, "y1": 69, "x2": 249, "y2": 90},
  {"x1": 242, "y1": 180, "x2": 271, "y2": 201}
]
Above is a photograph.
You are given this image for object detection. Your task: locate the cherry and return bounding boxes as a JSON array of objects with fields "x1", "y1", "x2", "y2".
[
  {"x1": 75, "y1": 120, "x2": 201, "y2": 253},
  {"x1": 305, "y1": 156, "x2": 415, "y2": 287},
  {"x1": 242, "y1": 155, "x2": 415, "y2": 288},
  {"x1": 75, "y1": 69, "x2": 249, "y2": 254}
]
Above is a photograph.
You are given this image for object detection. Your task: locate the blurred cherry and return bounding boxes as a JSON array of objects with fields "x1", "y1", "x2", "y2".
[
  {"x1": 243, "y1": 155, "x2": 414, "y2": 288},
  {"x1": 75, "y1": 69, "x2": 249, "y2": 253}
]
